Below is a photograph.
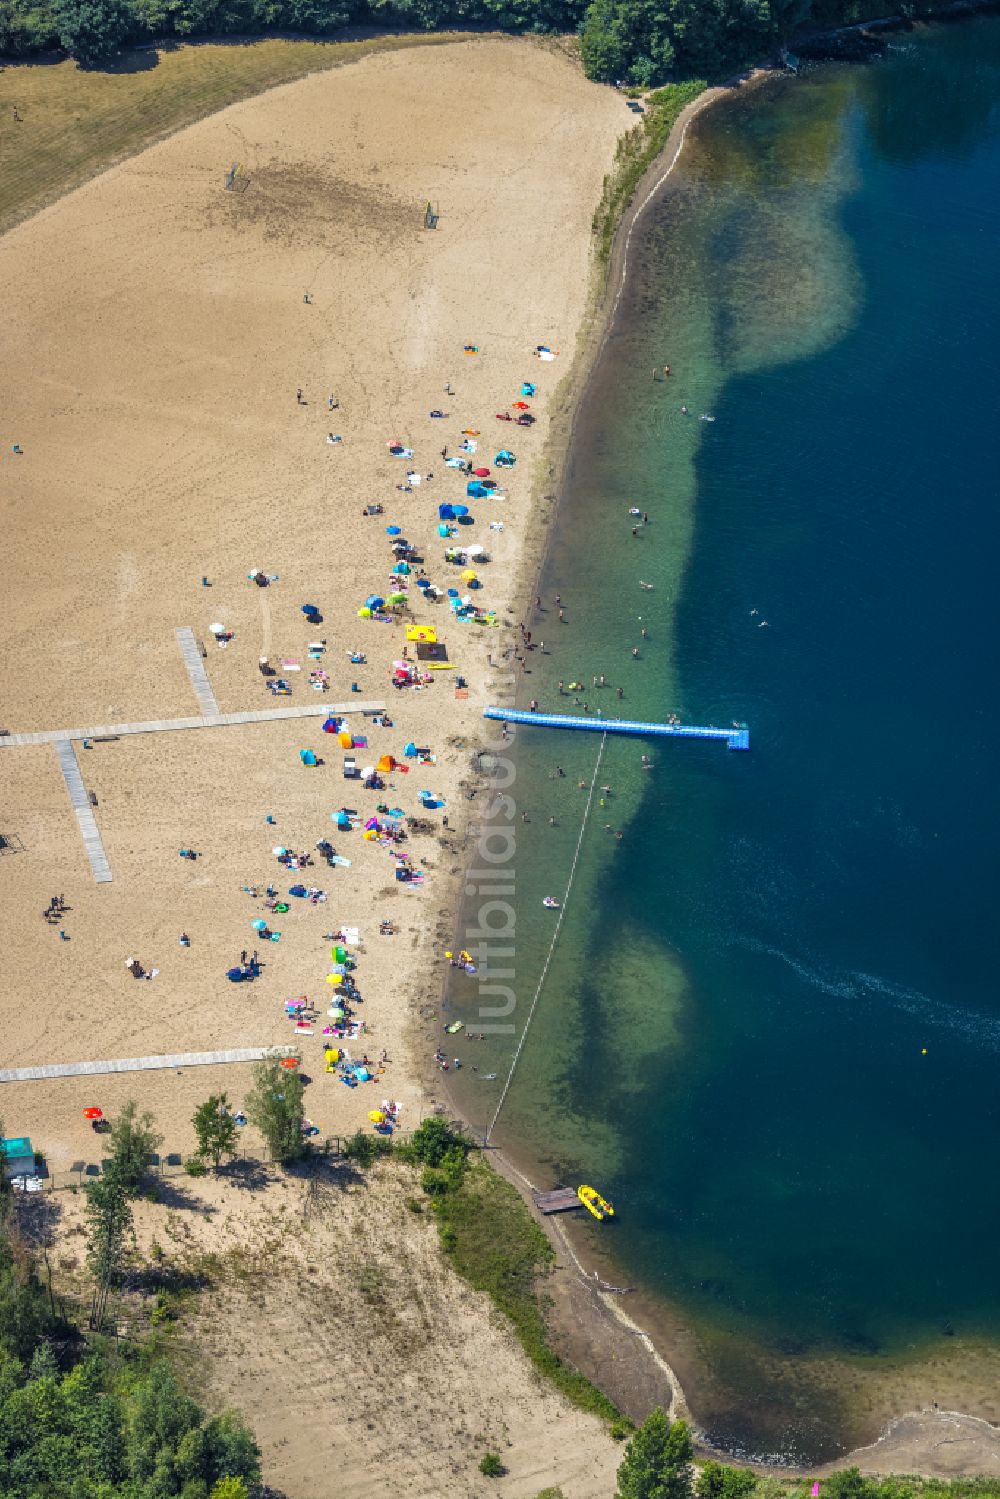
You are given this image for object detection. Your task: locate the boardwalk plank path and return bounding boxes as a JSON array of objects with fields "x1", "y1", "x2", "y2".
[
  {"x1": 53, "y1": 740, "x2": 112, "y2": 883},
  {"x1": 174, "y1": 625, "x2": 220, "y2": 716},
  {"x1": 0, "y1": 1047, "x2": 293, "y2": 1084},
  {"x1": 0, "y1": 701, "x2": 386, "y2": 748}
]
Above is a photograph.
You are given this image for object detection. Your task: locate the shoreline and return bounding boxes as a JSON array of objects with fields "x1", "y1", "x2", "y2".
[{"x1": 433, "y1": 57, "x2": 1000, "y2": 1481}]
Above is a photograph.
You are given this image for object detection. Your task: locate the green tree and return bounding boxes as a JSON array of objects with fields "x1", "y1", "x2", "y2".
[
  {"x1": 212, "y1": 1480, "x2": 250, "y2": 1499},
  {"x1": 408, "y1": 1115, "x2": 469, "y2": 1167},
  {"x1": 53, "y1": 0, "x2": 133, "y2": 64},
  {"x1": 105, "y1": 1099, "x2": 163, "y2": 1196},
  {"x1": 245, "y1": 1058, "x2": 306, "y2": 1164},
  {"x1": 0, "y1": 1223, "x2": 56, "y2": 1364},
  {"x1": 617, "y1": 1410, "x2": 693, "y2": 1499},
  {"x1": 84, "y1": 1174, "x2": 133, "y2": 1331},
  {"x1": 697, "y1": 1462, "x2": 758, "y2": 1499},
  {"x1": 192, "y1": 1093, "x2": 238, "y2": 1170}
]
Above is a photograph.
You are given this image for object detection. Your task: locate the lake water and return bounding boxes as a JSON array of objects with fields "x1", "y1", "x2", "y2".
[{"x1": 447, "y1": 20, "x2": 1000, "y2": 1461}]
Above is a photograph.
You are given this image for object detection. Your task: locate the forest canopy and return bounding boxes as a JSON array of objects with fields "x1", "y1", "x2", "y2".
[{"x1": 1, "y1": 0, "x2": 919, "y2": 83}]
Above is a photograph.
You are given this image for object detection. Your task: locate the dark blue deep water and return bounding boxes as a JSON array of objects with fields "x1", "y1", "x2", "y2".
[{"x1": 448, "y1": 19, "x2": 1000, "y2": 1461}]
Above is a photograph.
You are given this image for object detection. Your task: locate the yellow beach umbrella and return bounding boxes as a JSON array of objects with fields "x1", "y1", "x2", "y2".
[
  {"x1": 325, "y1": 972, "x2": 344, "y2": 986},
  {"x1": 368, "y1": 1110, "x2": 386, "y2": 1124}
]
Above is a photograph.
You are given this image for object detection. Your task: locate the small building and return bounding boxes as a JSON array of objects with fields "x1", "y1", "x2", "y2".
[{"x1": 1, "y1": 1137, "x2": 35, "y2": 1179}]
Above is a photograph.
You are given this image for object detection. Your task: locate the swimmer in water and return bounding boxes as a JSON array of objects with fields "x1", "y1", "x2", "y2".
[{"x1": 700, "y1": 413, "x2": 715, "y2": 422}]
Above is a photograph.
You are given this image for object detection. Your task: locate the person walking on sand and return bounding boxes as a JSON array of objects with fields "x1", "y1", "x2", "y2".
[
  {"x1": 328, "y1": 394, "x2": 338, "y2": 410},
  {"x1": 296, "y1": 388, "x2": 305, "y2": 405}
]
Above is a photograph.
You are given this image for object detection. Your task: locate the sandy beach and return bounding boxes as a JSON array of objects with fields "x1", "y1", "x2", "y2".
[
  {"x1": 5, "y1": 36, "x2": 995, "y2": 1487},
  {"x1": 0, "y1": 36, "x2": 626, "y2": 1170}
]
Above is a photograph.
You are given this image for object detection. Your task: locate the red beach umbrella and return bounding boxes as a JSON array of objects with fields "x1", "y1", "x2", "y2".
[
  {"x1": 83, "y1": 1107, "x2": 103, "y2": 1120},
  {"x1": 279, "y1": 1057, "x2": 299, "y2": 1069},
  {"x1": 473, "y1": 467, "x2": 490, "y2": 478},
  {"x1": 513, "y1": 401, "x2": 530, "y2": 410}
]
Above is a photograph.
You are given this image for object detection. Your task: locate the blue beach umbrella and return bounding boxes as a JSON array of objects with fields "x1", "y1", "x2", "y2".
[{"x1": 386, "y1": 525, "x2": 402, "y2": 535}]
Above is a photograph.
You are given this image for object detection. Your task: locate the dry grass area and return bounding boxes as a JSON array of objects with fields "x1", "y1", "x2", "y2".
[
  {"x1": 50, "y1": 1163, "x2": 622, "y2": 1498},
  {"x1": 0, "y1": 32, "x2": 465, "y2": 237}
]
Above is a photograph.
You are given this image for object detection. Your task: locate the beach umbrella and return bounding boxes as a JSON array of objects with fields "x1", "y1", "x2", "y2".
[
  {"x1": 392, "y1": 562, "x2": 410, "y2": 575},
  {"x1": 461, "y1": 428, "x2": 480, "y2": 436},
  {"x1": 438, "y1": 504, "x2": 455, "y2": 519},
  {"x1": 279, "y1": 1057, "x2": 299, "y2": 1069},
  {"x1": 514, "y1": 401, "x2": 530, "y2": 410},
  {"x1": 251, "y1": 918, "x2": 267, "y2": 931},
  {"x1": 355, "y1": 1068, "x2": 370, "y2": 1082},
  {"x1": 473, "y1": 466, "x2": 490, "y2": 477},
  {"x1": 272, "y1": 846, "x2": 287, "y2": 856},
  {"x1": 364, "y1": 594, "x2": 384, "y2": 610},
  {"x1": 83, "y1": 1107, "x2": 103, "y2": 1120},
  {"x1": 368, "y1": 1110, "x2": 386, "y2": 1124},
  {"x1": 325, "y1": 972, "x2": 344, "y2": 984},
  {"x1": 322, "y1": 717, "x2": 339, "y2": 733},
  {"x1": 328, "y1": 1005, "x2": 345, "y2": 1020},
  {"x1": 416, "y1": 578, "x2": 431, "y2": 591},
  {"x1": 446, "y1": 588, "x2": 459, "y2": 598},
  {"x1": 301, "y1": 604, "x2": 319, "y2": 616},
  {"x1": 453, "y1": 504, "x2": 469, "y2": 516},
  {"x1": 210, "y1": 622, "x2": 225, "y2": 635},
  {"x1": 386, "y1": 525, "x2": 402, "y2": 535},
  {"x1": 465, "y1": 544, "x2": 486, "y2": 557},
  {"x1": 388, "y1": 592, "x2": 407, "y2": 605}
]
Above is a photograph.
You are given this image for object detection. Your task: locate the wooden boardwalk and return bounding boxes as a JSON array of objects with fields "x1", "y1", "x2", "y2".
[
  {"x1": 0, "y1": 1047, "x2": 293, "y2": 1084},
  {"x1": 532, "y1": 1187, "x2": 584, "y2": 1215},
  {"x1": 53, "y1": 740, "x2": 112, "y2": 883},
  {"x1": 174, "y1": 626, "x2": 220, "y2": 716},
  {"x1": 0, "y1": 701, "x2": 386, "y2": 748}
]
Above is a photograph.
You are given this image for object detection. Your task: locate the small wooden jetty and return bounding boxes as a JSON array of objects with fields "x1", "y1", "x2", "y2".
[
  {"x1": 532, "y1": 1187, "x2": 583, "y2": 1215},
  {"x1": 484, "y1": 707, "x2": 750, "y2": 751}
]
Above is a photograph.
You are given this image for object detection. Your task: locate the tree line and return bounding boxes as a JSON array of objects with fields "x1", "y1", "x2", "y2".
[
  {"x1": 0, "y1": 1125, "x2": 260, "y2": 1498},
  {"x1": 0, "y1": 0, "x2": 933, "y2": 86}
]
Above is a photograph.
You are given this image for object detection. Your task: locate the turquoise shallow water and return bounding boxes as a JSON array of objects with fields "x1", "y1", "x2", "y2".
[{"x1": 448, "y1": 20, "x2": 1000, "y2": 1461}]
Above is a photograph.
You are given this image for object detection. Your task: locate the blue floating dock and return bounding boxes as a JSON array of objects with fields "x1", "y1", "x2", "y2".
[{"x1": 483, "y1": 707, "x2": 749, "y2": 751}]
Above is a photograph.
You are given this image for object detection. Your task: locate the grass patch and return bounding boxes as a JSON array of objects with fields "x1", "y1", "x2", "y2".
[
  {"x1": 0, "y1": 31, "x2": 466, "y2": 238},
  {"x1": 592, "y1": 79, "x2": 706, "y2": 263},
  {"x1": 432, "y1": 1157, "x2": 621, "y2": 1423}
]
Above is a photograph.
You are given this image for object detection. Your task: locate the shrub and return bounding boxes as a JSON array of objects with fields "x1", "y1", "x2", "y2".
[{"x1": 480, "y1": 1452, "x2": 506, "y2": 1477}]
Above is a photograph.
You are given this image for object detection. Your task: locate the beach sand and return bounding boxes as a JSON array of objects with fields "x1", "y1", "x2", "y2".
[
  {"x1": 0, "y1": 36, "x2": 626, "y2": 1170},
  {"x1": 44, "y1": 1163, "x2": 624, "y2": 1497}
]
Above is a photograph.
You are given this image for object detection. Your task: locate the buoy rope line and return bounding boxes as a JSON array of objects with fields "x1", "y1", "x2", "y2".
[{"x1": 484, "y1": 731, "x2": 608, "y2": 1146}]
